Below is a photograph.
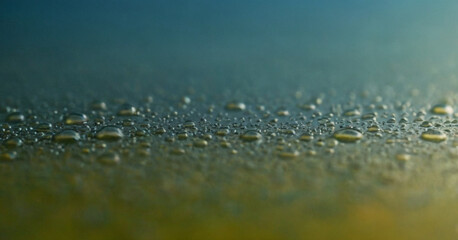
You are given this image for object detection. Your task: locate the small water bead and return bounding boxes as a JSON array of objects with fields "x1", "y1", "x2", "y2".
[
  {"x1": 155, "y1": 127, "x2": 166, "y2": 135},
  {"x1": 420, "y1": 129, "x2": 447, "y2": 142},
  {"x1": 325, "y1": 138, "x2": 338, "y2": 147},
  {"x1": 122, "y1": 119, "x2": 135, "y2": 127},
  {"x1": 414, "y1": 116, "x2": 425, "y2": 122},
  {"x1": 276, "y1": 110, "x2": 290, "y2": 117},
  {"x1": 367, "y1": 125, "x2": 380, "y2": 133},
  {"x1": 91, "y1": 101, "x2": 107, "y2": 111},
  {"x1": 6, "y1": 112, "x2": 25, "y2": 123},
  {"x1": 193, "y1": 139, "x2": 208, "y2": 148},
  {"x1": 177, "y1": 132, "x2": 188, "y2": 140},
  {"x1": 225, "y1": 102, "x2": 246, "y2": 111},
  {"x1": 299, "y1": 133, "x2": 313, "y2": 142},
  {"x1": 0, "y1": 151, "x2": 17, "y2": 161},
  {"x1": 399, "y1": 117, "x2": 409, "y2": 124},
  {"x1": 220, "y1": 141, "x2": 231, "y2": 148},
  {"x1": 306, "y1": 149, "x2": 317, "y2": 156},
  {"x1": 282, "y1": 129, "x2": 296, "y2": 135},
  {"x1": 278, "y1": 150, "x2": 299, "y2": 159},
  {"x1": 298, "y1": 103, "x2": 316, "y2": 111},
  {"x1": 344, "y1": 109, "x2": 361, "y2": 117},
  {"x1": 240, "y1": 130, "x2": 262, "y2": 142},
  {"x1": 333, "y1": 128, "x2": 363, "y2": 143},
  {"x1": 183, "y1": 121, "x2": 196, "y2": 128},
  {"x1": 202, "y1": 134, "x2": 212, "y2": 140},
  {"x1": 64, "y1": 113, "x2": 88, "y2": 125},
  {"x1": 431, "y1": 103, "x2": 453, "y2": 115},
  {"x1": 97, "y1": 152, "x2": 121, "y2": 165},
  {"x1": 95, "y1": 142, "x2": 107, "y2": 149},
  {"x1": 181, "y1": 96, "x2": 191, "y2": 105},
  {"x1": 144, "y1": 96, "x2": 154, "y2": 103},
  {"x1": 117, "y1": 104, "x2": 137, "y2": 116},
  {"x1": 36, "y1": 122, "x2": 52, "y2": 132},
  {"x1": 420, "y1": 121, "x2": 433, "y2": 128},
  {"x1": 216, "y1": 128, "x2": 229, "y2": 136},
  {"x1": 95, "y1": 126, "x2": 124, "y2": 141},
  {"x1": 396, "y1": 153, "x2": 411, "y2": 161},
  {"x1": 136, "y1": 147, "x2": 151, "y2": 157},
  {"x1": 53, "y1": 130, "x2": 81, "y2": 143},
  {"x1": 135, "y1": 130, "x2": 146, "y2": 137},
  {"x1": 4, "y1": 137, "x2": 23, "y2": 148},
  {"x1": 170, "y1": 148, "x2": 186, "y2": 155},
  {"x1": 386, "y1": 118, "x2": 396, "y2": 124},
  {"x1": 315, "y1": 139, "x2": 325, "y2": 147}
]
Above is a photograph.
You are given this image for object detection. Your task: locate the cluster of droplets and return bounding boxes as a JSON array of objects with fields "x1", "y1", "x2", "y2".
[{"x1": 0, "y1": 91, "x2": 457, "y2": 167}]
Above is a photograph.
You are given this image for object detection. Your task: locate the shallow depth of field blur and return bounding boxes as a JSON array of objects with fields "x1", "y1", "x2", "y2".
[{"x1": 1, "y1": 1, "x2": 458, "y2": 239}]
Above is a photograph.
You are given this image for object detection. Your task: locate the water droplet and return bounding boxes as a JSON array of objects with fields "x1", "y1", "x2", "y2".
[
  {"x1": 170, "y1": 148, "x2": 186, "y2": 155},
  {"x1": 220, "y1": 141, "x2": 231, "y2": 148},
  {"x1": 95, "y1": 126, "x2": 124, "y2": 141},
  {"x1": 396, "y1": 153, "x2": 411, "y2": 161},
  {"x1": 181, "y1": 96, "x2": 191, "y2": 104},
  {"x1": 97, "y1": 152, "x2": 121, "y2": 165},
  {"x1": 276, "y1": 109, "x2": 290, "y2": 116},
  {"x1": 299, "y1": 133, "x2": 313, "y2": 142},
  {"x1": 54, "y1": 130, "x2": 81, "y2": 143},
  {"x1": 343, "y1": 109, "x2": 361, "y2": 117},
  {"x1": 361, "y1": 112, "x2": 377, "y2": 120},
  {"x1": 6, "y1": 112, "x2": 25, "y2": 123},
  {"x1": 420, "y1": 129, "x2": 447, "y2": 142},
  {"x1": 4, "y1": 137, "x2": 23, "y2": 148},
  {"x1": 431, "y1": 103, "x2": 453, "y2": 115},
  {"x1": 298, "y1": 103, "x2": 316, "y2": 111},
  {"x1": 183, "y1": 120, "x2": 196, "y2": 128},
  {"x1": 216, "y1": 128, "x2": 229, "y2": 136},
  {"x1": 240, "y1": 130, "x2": 262, "y2": 142},
  {"x1": 420, "y1": 121, "x2": 433, "y2": 127},
  {"x1": 177, "y1": 132, "x2": 188, "y2": 140},
  {"x1": 225, "y1": 102, "x2": 246, "y2": 111},
  {"x1": 278, "y1": 150, "x2": 299, "y2": 159},
  {"x1": 91, "y1": 101, "x2": 107, "y2": 110},
  {"x1": 0, "y1": 151, "x2": 17, "y2": 161},
  {"x1": 117, "y1": 104, "x2": 137, "y2": 116},
  {"x1": 36, "y1": 122, "x2": 52, "y2": 132},
  {"x1": 64, "y1": 112, "x2": 88, "y2": 125},
  {"x1": 333, "y1": 128, "x2": 363, "y2": 143},
  {"x1": 282, "y1": 129, "x2": 296, "y2": 135},
  {"x1": 193, "y1": 139, "x2": 208, "y2": 148},
  {"x1": 155, "y1": 127, "x2": 166, "y2": 135},
  {"x1": 367, "y1": 125, "x2": 380, "y2": 133}
]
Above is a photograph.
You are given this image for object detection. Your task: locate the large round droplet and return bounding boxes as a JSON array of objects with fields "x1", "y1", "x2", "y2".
[
  {"x1": 420, "y1": 129, "x2": 447, "y2": 142},
  {"x1": 333, "y1": 128, "x2": 363, "y2": 143},
  {"x1": 95, "y1": 126, "x2": 124, "y2": 141}
]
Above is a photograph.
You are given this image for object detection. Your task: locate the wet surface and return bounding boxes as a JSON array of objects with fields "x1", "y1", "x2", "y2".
[{"x1": 2, "y1": 0, "x2": 458, "y2": 239}]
